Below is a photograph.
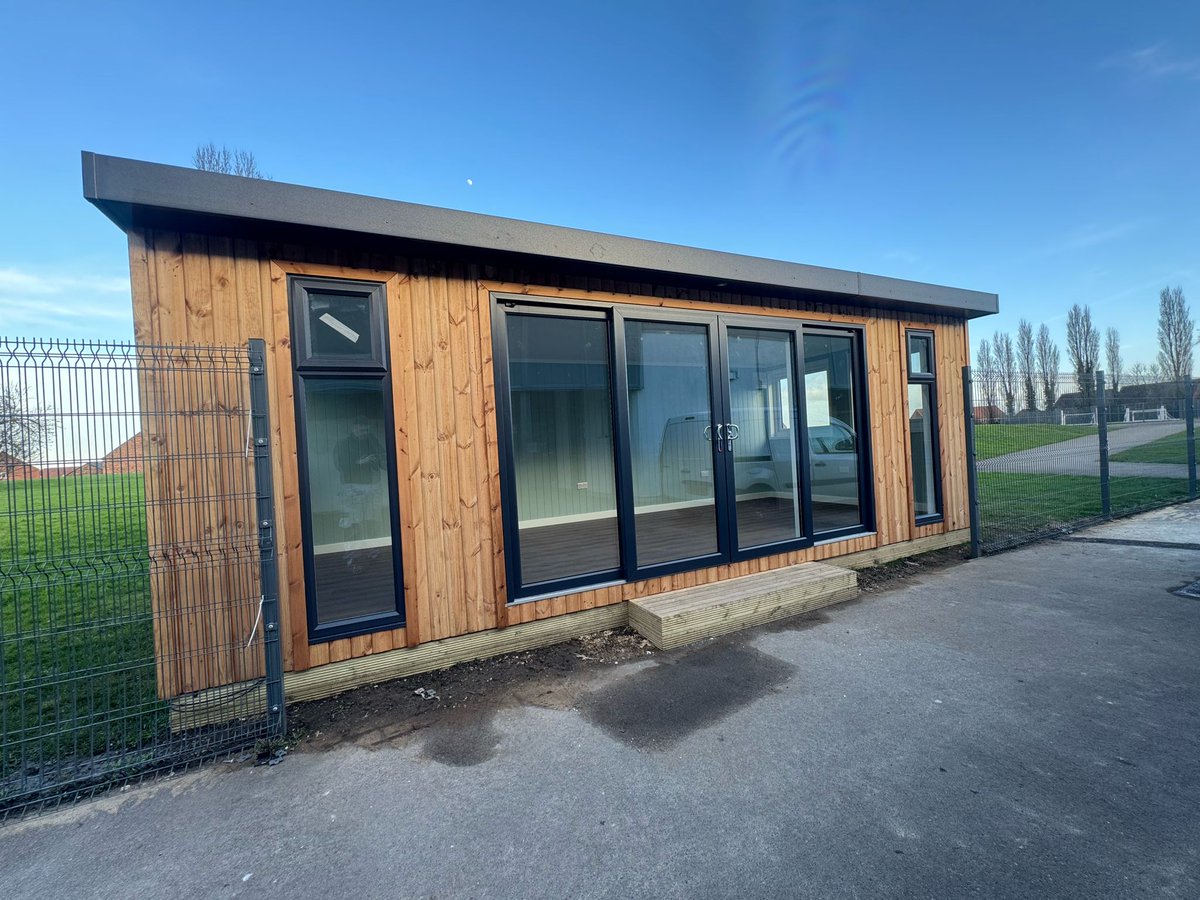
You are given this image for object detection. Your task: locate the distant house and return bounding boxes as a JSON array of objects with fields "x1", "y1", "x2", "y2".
[
  {"x1": 0, "y1": 453, "x2": 41, "y2": 480},
  {"x1": 103, "y1": 433, "x2": 143, "y2": 474},
  {"x1": 40, "y1": 462, "x2": 103, "y2": 479},
  {"x1": 973, "y1": 405, "x2": 1005, "y2": 424},
  {"x1": 1114, "y1": 381, "x2": 1200, "y2": 413}
]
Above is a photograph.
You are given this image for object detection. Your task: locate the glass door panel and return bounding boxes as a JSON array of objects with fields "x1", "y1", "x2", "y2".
[
  {"x1": 804, "y1": 331, "x2": 864, "y2": 533},
  {"x1": 725, "y1": 327, "x2": 803, "y2": 550},
  {"x1": 625, "y1": 320, "x2": 720, "y2": 567},
  {"x1": 506, "y1": 313, "x2": 620, "y2": 587}
]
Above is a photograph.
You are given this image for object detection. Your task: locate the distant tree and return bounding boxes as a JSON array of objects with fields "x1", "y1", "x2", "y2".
[
  {"x1": 1066, "y1": 304, "x2": 1100, "y2": 407},
  {"x1": 1156, "y1": 285, "x2": 1194, "y2": 383},
  {"x1": 0, "y1": 385, "x2": 54, "y2": 473},
  {"x1": 1104, "y1": 327, "x2": 1122, "y2": 394},
  {"x1": 994, "y1": 331, "x2": 1017, "y2": 416},
  {"x1": 976, "y1": 338, "x2": 998, "y2": 417},
  {"x1": 1016, "y1": 319, "x2": 1036, "y2": 410},
  {"x1": 192, "y1": 142, "x2": 270, "y2": 179},
  {"x1": 1035, "y1": 324, "x2": 1060, "y2": 410}
]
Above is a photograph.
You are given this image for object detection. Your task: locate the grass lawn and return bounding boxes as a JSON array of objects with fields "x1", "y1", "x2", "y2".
[
  {"x1": 1110, "y1": 431, "x2": 1197, "y2": 465},
  {"x1": 975, "y1": 424, "x2": 1099, "y2": 460},
  {"x1": 979, "y1": 471, "x2": 1191, "y2": 546},
  {"x1": 0, "y1": 473, "x2": 164, "y2": 785}
]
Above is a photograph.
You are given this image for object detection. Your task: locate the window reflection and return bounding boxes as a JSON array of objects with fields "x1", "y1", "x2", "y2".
[{"x1": 804, "y1": 332, "x2": 863, "y2": 533}]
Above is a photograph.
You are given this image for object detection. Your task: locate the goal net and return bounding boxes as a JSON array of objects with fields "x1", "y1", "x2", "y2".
[
  {"x1": 1060, "y1": 410, "x2": 1097, "y2": 426},
  {"x1": 1124, "y1": 406, "x2": 1175, "y2": 422}
]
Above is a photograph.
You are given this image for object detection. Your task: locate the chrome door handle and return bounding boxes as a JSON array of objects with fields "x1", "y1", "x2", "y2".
[
  {"x1": 725, "y1": 422, "x2": 739, "y2": 451},
  {"x1": 714, "y1": 423, "x2": 724, "y2": 452},
  {"x1": 703, "y1": 424, "x2": 713, "y2": 443}
]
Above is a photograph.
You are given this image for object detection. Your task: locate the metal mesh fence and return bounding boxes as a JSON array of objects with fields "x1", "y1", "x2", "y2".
[
  {"x1": 968, "y1": 368, "x2": 1197, "y2": 552},
  {"x1": 0, "y1": 338, "x2": 282, "y2": 820}
]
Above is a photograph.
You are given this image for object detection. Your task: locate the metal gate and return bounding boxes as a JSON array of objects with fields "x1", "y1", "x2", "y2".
[{"x1": 0, "y1": 338, "x2": 284, "y2": 820}]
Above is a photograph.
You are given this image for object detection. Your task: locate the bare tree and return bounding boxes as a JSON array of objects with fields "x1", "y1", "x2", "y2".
[
  {"x1": 1066, "y1": 304, "x2": 1100, "y2": 406},
  {"x1": 1104, "y1": 327, "x2": 1122, "y2": 394},
  {"x1": 994, "y1": 331, "x2": 1017, "y2": 416},
  {"x1": 0, "y1": 385, "x2": 54, "y2": 474},
  {"x1": 1035, "y1": 324, "x2": 1060, "y2": 410},
  {"x1": 193, "y1": 142, "x2": 270, "y2": 179},
  {"x1": 1016, "y1": 319, "x2": 1036, "y2": 411},
  {"x1": 976, "y1": 338, "x2": 998, "y2": 420},
  {"x1": 1157, "y1": 285, "x2": 1194, "y2": 382}
]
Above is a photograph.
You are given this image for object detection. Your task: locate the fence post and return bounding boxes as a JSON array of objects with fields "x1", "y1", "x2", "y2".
[
  {"x1": 248, "y1": 339, "x2": 286, "y2": 738},
  {"x1": 962, "y1": 366, "x2": 982, "y2": 557},
  {"x1": 1096, "y1": 370, "x2": 1110, "y2": 518},
  {"x1": 1186, "y1": 377, "x2": 1197, "y2": 501}
]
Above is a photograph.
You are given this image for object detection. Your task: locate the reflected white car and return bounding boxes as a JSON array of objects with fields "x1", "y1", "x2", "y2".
[{"x1": 659, "y1": 414, "x2": 858, "y2": 506}]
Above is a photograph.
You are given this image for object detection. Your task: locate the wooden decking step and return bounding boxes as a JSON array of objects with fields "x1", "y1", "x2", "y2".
[{"x1": 628, "y1": 562, "x2": 859, "y2": 650}]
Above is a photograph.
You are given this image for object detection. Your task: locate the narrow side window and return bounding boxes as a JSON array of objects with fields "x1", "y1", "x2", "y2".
[
  {"x1": 290, "y1": 276, "x2": 405, "y2": 642},
  {"x1": 906, "y1": 330, "x2": 942, "y2": 522}
]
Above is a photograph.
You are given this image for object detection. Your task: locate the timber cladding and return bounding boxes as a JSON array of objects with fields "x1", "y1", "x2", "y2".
[{"x1": 127, "y1": 227, "x2": 971, "y2": 696}]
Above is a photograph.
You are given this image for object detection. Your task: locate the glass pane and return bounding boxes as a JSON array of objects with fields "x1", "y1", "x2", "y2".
[
  {"x1": 908, "y1": 333, "x2": 932, "y2": 376},
  {"x1": 508, "y1": 314, "x2": 620, "y2": 586},
  {"x1": 909, "y1": 384, "x2": 939, "y2": 517},
  {"x1": 626, "y1": 321, "x2": 719, "y2": 567},
  {"x1": 307, "y1": 291, "x2": 376, "y2": 360},
  {"x1": 727, "y1": 328, "x2": 803, "y2": 549},
  {"x1": 301, "y1": 378, "x2": 397, "y2": 624},
  {"x1": 804, "y1": 332, "x2": 863, "y2": 533}
]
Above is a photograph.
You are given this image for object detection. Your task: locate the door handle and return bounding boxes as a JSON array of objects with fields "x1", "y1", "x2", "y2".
[
  {"x1": 703, "y1": 424, "x2": 713, "y2": 443},
  {"x1": 714, "y1": 423, "x2": 724, "y2": 452},
  {"x1": 725, "y1": 422, "x2": 739, "y2": 452}
]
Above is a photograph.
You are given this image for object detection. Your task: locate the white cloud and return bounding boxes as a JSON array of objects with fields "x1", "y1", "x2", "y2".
[
  {"x1": 0, "y1": 265, "x2": 132, "y2": 333},
  {"x1": 1103, "y1": 43, "x2": 1200, "y2": 81},
  {"x1": 1056, "y1": 219, "x2": 1149, "y2": 252}
]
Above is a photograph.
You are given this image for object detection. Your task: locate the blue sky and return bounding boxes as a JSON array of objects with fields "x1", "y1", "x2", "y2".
[{"x1": 1, "y1": 1, "x2": 1196, "y2": 368}]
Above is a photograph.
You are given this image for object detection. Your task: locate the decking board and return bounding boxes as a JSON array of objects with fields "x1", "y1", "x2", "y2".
[{"x1": 629, "y1": 561, "x2": 858, "y2": 650}]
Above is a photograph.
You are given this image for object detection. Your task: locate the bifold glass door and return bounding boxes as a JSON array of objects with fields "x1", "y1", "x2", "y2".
[
  {"x1": 624, "y1": 320, "x2": 723, "y2": 568},
  {"x1": 724, "y1": 326, "x2": 806, "y2": 550},
  {"x1": 495, "y1": 299, "x2": 867, "y2": 600}
]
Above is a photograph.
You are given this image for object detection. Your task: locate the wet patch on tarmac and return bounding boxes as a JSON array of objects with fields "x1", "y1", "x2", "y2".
[{"x1": 579, "y1": 640, "x2": 794, "y2": 751}]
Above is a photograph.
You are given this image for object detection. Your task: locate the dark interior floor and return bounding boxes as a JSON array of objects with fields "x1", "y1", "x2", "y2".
[
  {"x1": 313, "y1": 548, "x2": 398, "y2": 623},
  {"x1": 518, "y1": 499, "x2": 863, "y2": 586}
]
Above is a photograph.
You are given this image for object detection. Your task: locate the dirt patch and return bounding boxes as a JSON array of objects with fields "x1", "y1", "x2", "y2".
[
  {"x1": 288, "y1": 629, "x2": 657, "y2": 763},
  {"x1": 854, "y1": 546, "x2": 970, "y2": 594}
]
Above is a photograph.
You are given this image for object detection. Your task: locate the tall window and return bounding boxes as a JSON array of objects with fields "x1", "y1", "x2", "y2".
[
  {"x1": 906, "y1": 330, "x2": 942, "y2": 522},
  {"x1": 290, "y1": 277, "x2": 405, "y2": 641}
]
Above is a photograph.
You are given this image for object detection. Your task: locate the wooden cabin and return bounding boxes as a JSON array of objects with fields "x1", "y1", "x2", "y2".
[{"x1": 82, "y1": 151, "x2": 996, "y2": 705}]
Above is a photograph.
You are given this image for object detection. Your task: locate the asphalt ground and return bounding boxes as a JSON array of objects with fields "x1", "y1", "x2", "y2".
[{"x1": 2, "y1": 503, "x2": 1198, "y2": 899}]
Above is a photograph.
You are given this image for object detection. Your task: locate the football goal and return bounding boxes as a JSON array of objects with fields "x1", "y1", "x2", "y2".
[{"x1": 1124, "y1": 406, "x2": 1175, "y2": 422}]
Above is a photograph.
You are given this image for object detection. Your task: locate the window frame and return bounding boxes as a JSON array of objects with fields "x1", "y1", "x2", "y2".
[
  {"x1": 803, "y1": 325, "x2": 876, "y2": 542},
  {"x1": 491, "y1": 292, "x2": 876, "y2": 603},
  {"x1": 289, "y1": 275, "x2": 407, "y2": 643},
  {"x1": 905, "y1": 328, "x2": 944, "y2": 525},
  {"x1": 291, "y1": 275, "x2": 388, "y2": 371}
]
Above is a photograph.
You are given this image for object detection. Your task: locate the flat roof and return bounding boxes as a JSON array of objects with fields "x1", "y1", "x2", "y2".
[{"x1": 82, "y1": 151, "x2": 998, "y2": 319}]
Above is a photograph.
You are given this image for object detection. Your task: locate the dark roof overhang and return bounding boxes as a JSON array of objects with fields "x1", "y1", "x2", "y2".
[{"x1": 83, "y1": 151, "x2": 998, "y2": 319}]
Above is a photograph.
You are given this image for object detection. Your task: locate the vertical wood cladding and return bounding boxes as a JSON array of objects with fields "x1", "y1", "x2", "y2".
[{"x1": 129, "y1": 227, "x2": 971, "y2": 691}]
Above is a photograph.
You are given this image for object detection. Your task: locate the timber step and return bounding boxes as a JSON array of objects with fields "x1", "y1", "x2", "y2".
[{"x1": 628, "y1": 562, "x2": 859, "y2": 650}]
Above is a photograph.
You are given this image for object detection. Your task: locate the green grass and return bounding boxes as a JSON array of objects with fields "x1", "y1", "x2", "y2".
[
  {"x1": 1110, "y1": 431, "x2": 1197, "y2": 464},
  {"x1": 1, "y1": 473, "x2": 165, "y2": 786},
  {"x1": 974, "y1": 424, "x2": 1098, "y2": 460},
  {"x1": 979, "y1": 471, "x2": 1191, "y2": 547}
]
